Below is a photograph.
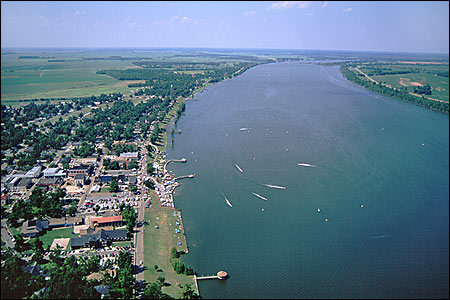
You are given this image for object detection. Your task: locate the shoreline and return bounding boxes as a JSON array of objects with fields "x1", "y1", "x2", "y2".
[{"x1": 142, "y1": 63, "x2": 261, "y2": 297}]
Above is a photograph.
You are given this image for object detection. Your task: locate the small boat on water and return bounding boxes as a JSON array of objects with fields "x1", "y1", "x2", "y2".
[
  {"x1": 252, "y1": 192, "x2": 268, "y2": 201},
  {"x1": 263, "y1": 184, "x2": 286, "y2": 190},
  {"x1": 224, "y1": 196, "x2": 232, "y2": 207},
  {"x1": 298, "y1": 162, "x2": 317, "y2": 168},
  {"x1": 235, "y1": 164, "x2": 244, "y2": 173},
  {"x1": 239, "y1": 128, "x2": 249, "y2": 131}
]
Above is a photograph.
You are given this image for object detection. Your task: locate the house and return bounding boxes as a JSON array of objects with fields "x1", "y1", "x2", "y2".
[
  {"x1": 22, "y1": 264, "x2": 44, "y2": 277},
  {"x1": 94, "y1": 285, "x2": 110, "y2": 298},
  {"x1": 1, "y1": 194, "x2": 11, "y2": 206},
  {"x1": 21, "y1": 219, "x2": 49, "y2": 237},
  {"x1": 91, "y1": 215, "x2": 123, "y2": 228}
]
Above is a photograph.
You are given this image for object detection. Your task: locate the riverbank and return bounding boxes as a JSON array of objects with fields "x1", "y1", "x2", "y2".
[
  {"x1": 338, "y1": 64, "x2": 449, "y2": 113},
  {"x1": 141, "y1": 64, "x2": 262, "y2": 297}
]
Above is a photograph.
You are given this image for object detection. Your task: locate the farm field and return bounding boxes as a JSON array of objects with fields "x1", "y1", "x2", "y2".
[
  {"x1": 1, "y1": 52, "x2": 139, "y2": 102},
  {"x1": 358, "y1": 62, "x2": 449, "y2": 102},
  {"x1": 1, "y1": 48, "x2": 273, "y2": 105}
]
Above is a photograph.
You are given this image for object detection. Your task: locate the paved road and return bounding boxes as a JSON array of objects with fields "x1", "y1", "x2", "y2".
[{"x1": 1, "y1": 219, "x2": 15, "y2": 249}]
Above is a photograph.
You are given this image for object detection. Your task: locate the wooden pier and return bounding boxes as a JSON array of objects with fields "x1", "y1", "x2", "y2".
[
  {"x1": 193, "y1": 271, "x2": 228, "y2": 293},
  {"x1": 174, "y1": 174, "x2": 195, "y2": 180},
  {"x1": 164, "y1": 158, "x2": 187, "y2": 173}
]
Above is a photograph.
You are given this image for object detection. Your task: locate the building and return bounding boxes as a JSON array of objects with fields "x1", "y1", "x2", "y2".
[
  {"x1": 74, "y1": 174, "x2": 86, "y2": 187},
  {"x1": 25, "y1": 166, "x2": 42, "y2": 178},
  {"x1": 21, "y1": 219, "x2": 49, "y2": 237},
  {"x1": 75, "y1": 155, "x2": 98, "y2": 166},
  {"x1": 70, "y1": 229, "x2": 127, "y2": 249},
  {"x1": 37, "y1": 177, "x2": 63, "y2": 188},
  {"x1": 70, "y1": 229, "x2": 109, "y2": 249},
  {"x1": 15, "y1": 177, "x2": 33, "y2": 192},
  {"x1": 43, "y1": 167, "x2": 66, "y2": 178},
  {"x1": 1, "y1": 194, "x2": 11, "y2": 206},
  {"x1": 91, "y1": 215, "x2": 123, "y2": 228},
  {"x1": 67, "y1": 166, "x2": 91, "y2": 178}
]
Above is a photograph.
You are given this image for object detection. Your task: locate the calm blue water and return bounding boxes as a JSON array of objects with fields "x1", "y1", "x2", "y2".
[{"x1": 166, "y1": 62, "x2": 449, "y2": 299}]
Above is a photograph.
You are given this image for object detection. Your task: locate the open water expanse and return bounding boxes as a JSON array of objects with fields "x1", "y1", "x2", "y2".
[{"x1": 166, "y1": 62, "x2": 449, "y2": 299}]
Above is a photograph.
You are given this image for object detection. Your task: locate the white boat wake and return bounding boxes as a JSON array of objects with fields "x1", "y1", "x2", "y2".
[
  {"x1": 298, "y1": 162, "x2": 317, "y2": 168},
  {"x1": 252, "y1": 192, "x2": 268, "y2": 201},
  {"x1": 224, "y1": 195, "x2": 233, "y2": 207},
  {"x1": 263, "y1": 184, "x2": 286, "y2": 190}
]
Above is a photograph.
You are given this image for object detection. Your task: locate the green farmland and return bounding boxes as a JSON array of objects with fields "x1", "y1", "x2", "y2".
[
  {"x1": 357, "y1": 62, "x2": 449, "y2": 102},
  {"x1": 1, "y1": 53, "x2": 140, "y2": 103}
]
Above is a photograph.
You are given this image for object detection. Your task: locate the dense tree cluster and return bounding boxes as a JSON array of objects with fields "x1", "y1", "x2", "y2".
[{"x1": 7, "y1": 187, "x2": 67, "y2": 227}]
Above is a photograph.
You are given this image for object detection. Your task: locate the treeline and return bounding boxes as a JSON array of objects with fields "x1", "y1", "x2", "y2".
[{"x1": 340, "y1": 65, "x2": 449, "y2": 113}]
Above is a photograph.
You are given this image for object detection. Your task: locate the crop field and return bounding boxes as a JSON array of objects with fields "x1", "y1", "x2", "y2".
[
  {"x1": 1, "y1": 48, "x2": 274, "y2": 105},
  {"x1": 358, "y1": 62, "x2": 449, "y2": 102},
  {"x1": 1, "y1": 52, "x2": 139, "y2": 102}
]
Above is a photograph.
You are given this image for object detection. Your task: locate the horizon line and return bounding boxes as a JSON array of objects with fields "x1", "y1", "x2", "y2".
[{"x1": 1, "y1": 46, "x2": 448, "y2": 56}]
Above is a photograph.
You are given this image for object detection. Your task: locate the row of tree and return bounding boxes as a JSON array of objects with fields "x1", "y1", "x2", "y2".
[{"x1": 340, "y1": 64, "x2": 449, "y2": 113}]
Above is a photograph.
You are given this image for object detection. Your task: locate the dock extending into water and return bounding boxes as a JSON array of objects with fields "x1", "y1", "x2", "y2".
[
  {"x1": 193, "y1": 271, "x2": 228, "y2": 293},
  {"x1": 174, "y1": 174, "x2": 195, "y2": 180}
]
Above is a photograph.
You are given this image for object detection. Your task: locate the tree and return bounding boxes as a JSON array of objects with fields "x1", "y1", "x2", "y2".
[
  {"x1": 1, "y1": 252, "x2": 43, "y2": 299},
  {"x1": 181, "y1": 284, "x2": 200, "y2": 299},
  {"x1": 156, "y1": 276, "x2": 166, "y2": 287},
  {"x1": 66, "y1": 205, "x2": 77, "y2": 217},
  {"x1": 14, "y1": 235, "x2": 29, "y2": 253},
  {"x1": 144, "y1": 179, "x2": 154, "y2": 189},
  {"x1": 32, "y1": 237, "x2": 45, "y2": 264},
  {"x1": 171, "y1": 247, "x2": 178, "y2": 259},
  {"x1": 93, "y1": 205, "x2": 100, "y2": 215},
  {"x1": 142, "y1": 282, "x2": 174, "y2": 299},
  {"x1": 130, "y1": 185, "x2": 138, "y2": 194},
  {"x1": 109, "y1": 178, "x2": 119, "y2": 193},
  {"x1": 122, "y1": 204, "x2": 137, "y2": 234}
]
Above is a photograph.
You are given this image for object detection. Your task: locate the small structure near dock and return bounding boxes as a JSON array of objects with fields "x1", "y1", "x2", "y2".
[{"x1": 217, "y1": 271, "x2": 228, "y2": 279}]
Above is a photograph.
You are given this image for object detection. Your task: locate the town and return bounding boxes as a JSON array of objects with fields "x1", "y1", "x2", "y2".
[{"x1": 0, "y1": 48, "x2": 264, "y2": 298}]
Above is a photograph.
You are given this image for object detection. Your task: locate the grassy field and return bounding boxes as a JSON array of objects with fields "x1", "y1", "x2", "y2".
[
  {"x1": 358, "y1": 62, "x2": 449, "y2": 102},
  {"x1": 38, "y1": 227, "x2": 74, "y2": 249},
  {"x1": 143, "y1": 191, "x2": 196, "y2": 297}
]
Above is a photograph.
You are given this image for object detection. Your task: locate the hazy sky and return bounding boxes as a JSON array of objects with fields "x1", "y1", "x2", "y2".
[{"x1": 1, "y1": 1, "x2": 449, "y2": 53}]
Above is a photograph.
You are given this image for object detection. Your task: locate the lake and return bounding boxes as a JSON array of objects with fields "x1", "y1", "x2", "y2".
[{"x1": 166, "y1": 62, "x2": 449, "y2": 299}]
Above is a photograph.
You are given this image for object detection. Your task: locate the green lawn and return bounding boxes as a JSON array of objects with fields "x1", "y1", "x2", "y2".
[
  {"x1": 112, "y1": 240, "x2": 133, "y2": 247},
  {"x1": 37, "y1": 227, "x2": 74, "y2": 250},
  {"x1": 143, "y1": 191, "x2": 197, "y2": 297}
]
